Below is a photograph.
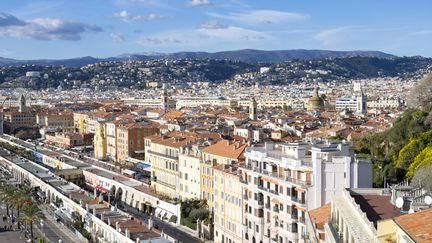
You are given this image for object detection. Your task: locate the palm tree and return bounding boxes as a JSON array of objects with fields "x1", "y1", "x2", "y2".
[
  {"x1": 12, "y1": 186, "x2": 33, "y2": 229},
  {"x1": 20, "y1": 203, "x2": 44, "y2": 243},
  {"x1": 0, "y1": 184, "x2": 16, "y2": 217}
]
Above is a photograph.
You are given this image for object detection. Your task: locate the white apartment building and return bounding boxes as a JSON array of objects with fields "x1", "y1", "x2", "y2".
[
  {"x1": 335, "y1": 94, "x2": 367, "y2": 114},
  {"x1": 178, "y1": 146, "x2": 202, "y2": 200},
  {"x1": 240, "y1": 141, "x2": 371, "y2": 243},
  {"x1": 176, "y1": 97, "x2": 238, "y2": 109},
  {"x1": 367, "y1": 97, "x2": 404, "y2": 109}
]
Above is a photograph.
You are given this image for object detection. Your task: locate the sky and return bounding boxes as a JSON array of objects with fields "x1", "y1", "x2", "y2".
[{"x1": 0, "y1": 0, "x2": 431, "y2": 59}]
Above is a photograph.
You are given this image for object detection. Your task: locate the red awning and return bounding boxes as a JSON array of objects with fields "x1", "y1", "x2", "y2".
[{"x1": 96, "y1": 185, "x2": 109, "y2": 193}]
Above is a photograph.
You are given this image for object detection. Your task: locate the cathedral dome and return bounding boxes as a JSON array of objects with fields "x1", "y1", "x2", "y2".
[{"x1": 307, "y1": 87, "x2": 325, "y2": 111}]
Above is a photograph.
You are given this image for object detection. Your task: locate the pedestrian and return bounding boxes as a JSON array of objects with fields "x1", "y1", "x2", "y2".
[{"x1": 4, "y1": 225, "x2": 6, "y2": 231}]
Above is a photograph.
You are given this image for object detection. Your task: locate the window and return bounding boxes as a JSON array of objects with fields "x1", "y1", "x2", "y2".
[{"x1": 256, "y1": 225, "x2": 259, "y2": 233}]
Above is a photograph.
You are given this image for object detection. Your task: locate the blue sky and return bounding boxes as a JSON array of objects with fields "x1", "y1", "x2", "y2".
[{"x1": 0, "y1": 0, "x2": 431, "y2": 59}]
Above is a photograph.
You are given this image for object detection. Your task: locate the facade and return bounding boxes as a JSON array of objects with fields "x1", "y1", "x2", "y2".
[
  {"x1": 249, "y1": 97, "x2": 257, "y2": 120},
  {"x1": 178, "y1": 146, "x2": 202, "y2": 200},
  {"x1": 367, "y1": 97, "x2": 404, "y2": 109},
  {"x1": 240, "y1": 141, "x2": 372, "y2": 243},
  {"x1": 3, "y1": 110, "x2": 36, "y2": 133},
  {"x1": 176, "y1": 97, "x2": 238, "y2": 109},
  {"x1": 37, "y1": 112, "x2": 74, "y2": 133},
  {"x1": 45, "y1": 132, "x2": 90, "y2": 148},
  {"x1": 73, "y1": 111, "x2": 89, "y2": 134},
  {"x1": 201, "y1": 140, "x2": 247, "y2": 211},
  {"x1": 214, "y1": 164, "x2": 243, "y2": 243},
  {"x1": 145, "y1": 134, "x2": 197, "y2": 198},
  {"x1": 93, "y1": 121, "x2": 107, "y2": 160},
  {"x1": 335, "y1": 95, "x2": 367, "y2": 114},
  {"x1": 116, "y1": 123, "x2": 157, "y2": 162}
]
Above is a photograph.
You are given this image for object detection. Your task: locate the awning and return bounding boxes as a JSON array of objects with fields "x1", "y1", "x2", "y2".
[
  {"x1": 261, "y1": 176, "x2": 278, "y2": 184},
  {"x1": 295, "y1": 205, "x2": 306, "y2": 211},
  {"x1": 294, "y1": 187, "x2": 306, "y2": 193},
  {"x1": 95, "y1": 185, "x2": 109, "y2": 193},
  {"x1": 271, "y1": 198, "x2": 280, "y2": 204}
]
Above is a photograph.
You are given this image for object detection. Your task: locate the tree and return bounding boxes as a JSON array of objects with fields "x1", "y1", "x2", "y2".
[
  {"x1": 411, "y1": 164, "x2": 432, "y2": 191},
  {"x1": 0, "y1": 184, "x2": 16, "y2": 217},
  {"x1": 20, "y1": 203, "x2": 44, "y2": 243},
  {"x1": 11, "y1": 186, "x2": 34, "y2": 229},
  {"x1": 408, "y1": 74, "x2": 432, "y2": 111},
  {"x1": 189, "y1": 208, "x2": 209, "y2": 221}
]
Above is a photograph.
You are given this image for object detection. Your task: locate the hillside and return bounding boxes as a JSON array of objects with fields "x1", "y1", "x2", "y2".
[{"x1": 0, "y1": 49, "x2": 395, "y2": 67}]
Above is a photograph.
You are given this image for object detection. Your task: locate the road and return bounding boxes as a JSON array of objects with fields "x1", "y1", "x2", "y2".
[{"x1": 120, "y1": 203, "x2": 201, "y2": 243}]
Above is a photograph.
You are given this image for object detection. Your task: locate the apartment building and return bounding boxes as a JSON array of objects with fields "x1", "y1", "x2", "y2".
[
  {"x1": 213, "y1": 164, "x2": 243, "y2": 243},
  {"x1": 105, "y1": 119, "x2": 134, "y2": 162},
  {"x1": 3, "y1": 109, "x2": 36, "y2": 132},
  {"x1": 145, "y1": 133, "x2": 197, "y2": 198},
  {"x1": 178, "y1": 144, "x2": 202, "y2": 200},
  {"x1": 73, "y1": 111, "x2": 89, "y2": 134},
  {"x1": 201, "y1": 140, "x2": 247, "y2": 211},
  {"x1": 239, "y1": 141, "x2": 372, "y2": 243},
  {"x1": 115, "y1": 123, "x2": 157, "y2": 162},
  {"x1": 37, "y1": 112, "x2": 74, "y2": 132},
  {"x1": 93, "y1": 120, "x2": 107, "y2": 160}
]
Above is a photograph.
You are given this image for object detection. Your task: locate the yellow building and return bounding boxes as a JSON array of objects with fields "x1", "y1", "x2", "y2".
[
  {"x1": 201, "y1": 140, "x2": 247, "y2": 211},
  {"x1": 146, "y1": 133, "x2": 197, "y2": 198},
  {"x1": 93, "y1": 121, "x2": 107, "y2": 160},
  {"x1": 213, "y1": 164, "x2": 243, "y2": 243},
  {"x1": 37, "y1": 112, "x2": 74, "y2": 132},
  {"x1": 377, "y1": 208, "x2": 432, "y2": 243},
  {"x1": 73, "y1": 112, "x2": 89, "y2": 134}
]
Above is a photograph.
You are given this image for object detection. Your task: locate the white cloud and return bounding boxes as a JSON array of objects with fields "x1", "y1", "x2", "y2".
[
  {"x1": 197, "y1": 25, "x2": 267, "y2": 41},
  {"x1": 0, "y1": 13, "x2": 102, "y2": 41},
  {"x1": 187, "y1": 0, "x2": 212, "y2": 7},
  {"x1": 111, "y1": 32, "x2": 125, "y2": 42},
  {"x1": 137, "y1": 24, "x2": 268, "y2": 47},
  {"x1": 199, "y1": 21, "x2": 227, "y2": 30},
  {"x1": 314, "y1": 27, "x2": 352, "y2": 46},
  {"x1": 114, "y1": 10, "x2": 164, "y2": 22},
  {"x1": 138, "y1": 36, "x2": 182, "y2": 45},
  {"x1": 209, "y1": 10, "x2": 307, "y2": 25},
  {"x1": 0, "y1": 49, "x2": 13, "y2": 56}
]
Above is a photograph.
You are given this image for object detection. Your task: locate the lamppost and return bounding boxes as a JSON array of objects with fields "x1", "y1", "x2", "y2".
[{"x1": 40, "y1": 219, "x2": 44, "y2": 239}]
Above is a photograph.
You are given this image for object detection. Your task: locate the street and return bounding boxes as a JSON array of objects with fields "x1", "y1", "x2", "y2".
[{"x1": 120, "y1": 203, "x2": 202, "y2": 243}]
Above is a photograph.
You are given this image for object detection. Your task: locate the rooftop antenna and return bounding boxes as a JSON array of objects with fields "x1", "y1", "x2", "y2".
[
  {"x1": 395, "y1": 197, "x2": 404, "y2": 209},
  {"x1": 424, "y1": 195, "x2": 432, "y2": 208}
]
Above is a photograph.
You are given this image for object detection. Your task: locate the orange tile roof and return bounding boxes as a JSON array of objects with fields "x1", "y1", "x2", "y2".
[
  {"x1": 395, "y1": 208, "x2": 432, "y2": 242},
  {"x1": 202, "y1": 139, "x2": 247, "y2": 160},
  {"x1": 309, "y1": 203, "x2": 331, "y2": 230}
]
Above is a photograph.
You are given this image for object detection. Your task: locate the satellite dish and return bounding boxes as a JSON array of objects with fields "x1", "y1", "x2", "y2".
[
  {"x1": 424, "y1": 195, "x2": 432, "y2": 205},
  {"x1": 408, "y1": 209, "x2": 415, "y2": 214},
  {"x1": 395, "y1": 197, "x2": 404, "y2": 209}
]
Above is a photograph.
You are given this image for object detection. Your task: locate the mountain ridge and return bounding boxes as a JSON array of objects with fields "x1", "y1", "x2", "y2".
[{"x1": 0, "y1": 49, "x2": 396, "y2": 67}]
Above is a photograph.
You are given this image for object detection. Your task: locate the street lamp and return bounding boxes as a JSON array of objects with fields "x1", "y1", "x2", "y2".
[{"x1": 40, "y1": 219, "x2": 44, "y2": 239}]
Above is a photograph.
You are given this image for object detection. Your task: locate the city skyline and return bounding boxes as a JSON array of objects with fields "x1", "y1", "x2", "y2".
[{"x1": 0, "y1": 0, "x2": 432, "y2": 59}]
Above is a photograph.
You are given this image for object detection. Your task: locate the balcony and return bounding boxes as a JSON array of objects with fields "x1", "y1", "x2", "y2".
[
  {"x1": 243, "y1": 194, "x2": 248, "y2": 200},
  {"x1": 147, "y1": 150, "x2": 178, "y2": 160},
  {"x1": 269, "y1": 189, "x2": 279, "y2": 195},
  {"x1": 265, "y1": 203, "x2": 270, "y2": 209},
  {"x1": 285, "y1": 176, "x2": 312, "y2": 186},
  {"x1": 292, "y1": 197, "x2": 306, "y2": 207},
  {"x1": 241, "y1": 164, "x2": 312, "y2": 187},
  {"x1": 299, "y1": 217, "x2": 305, "y2": 223},
  {"x1": 273, "y1": 206, "x2": 279, "y2": 213}
]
